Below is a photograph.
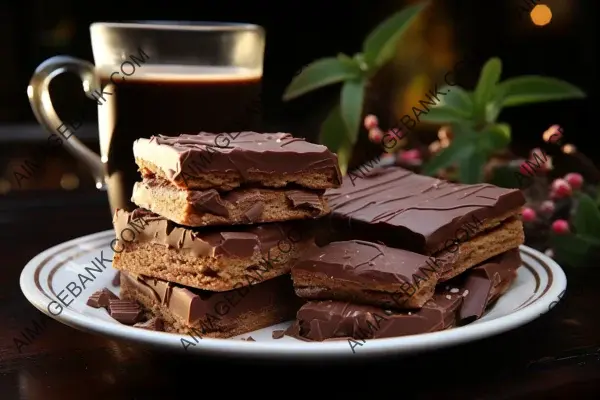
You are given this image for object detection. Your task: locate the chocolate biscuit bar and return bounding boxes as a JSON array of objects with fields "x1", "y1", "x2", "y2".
[
  {"x1": 286, "y1": 292, "x2": 463, "y2": 341},
  {"x1": 133, "y1": 132, "x2": 342, "y2": 191},
  {"x1": 291, "y1": 240, "x2": 450, "y2": 309},
  {"x1": 286, "y1": 248, "x2": 520, "y2": 342},
  {"x1": 325, "y1": 166, "x2": 525, "y2": 280},
  {"x1": 121, "y1": 272, "x2": 302, "y2": 338},
  {"x1": 112, "y1": 209, "x2": 315, "y2": 291},
  {"x1": 132, "y1": 179, "x2": 329, "y2": 227}
]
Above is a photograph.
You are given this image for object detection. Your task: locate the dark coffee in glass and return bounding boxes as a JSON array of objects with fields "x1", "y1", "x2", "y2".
[{"x1": 28, "y1": 22, "x2": 265, "y2": 213}]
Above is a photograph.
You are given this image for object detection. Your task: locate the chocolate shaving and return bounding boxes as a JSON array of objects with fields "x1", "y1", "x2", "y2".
[
  {"x1": 134, "y1": 317, "x2": 164, "y2": 331},
  {"x1": 286, "y1": 190, "x2": 322, "y2": 211},
  {"x1": 109, "y1": 299, "x2": 143, "y2": 325},
  {"x1": 243, "y1": 336, "x2": 256, "y2": 342},
  {"x1": 189, "y1": 189, "x2": 230, "y2": 217},
  {"x1": 87, "y1": 288, "x2": 119, "y2": 309},
  {"x1": 242, "y1": 202, "x2": 264, "y2": 223}
]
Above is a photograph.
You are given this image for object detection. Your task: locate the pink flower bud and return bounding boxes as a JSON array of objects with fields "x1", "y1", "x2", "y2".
[
  {"x1": 551, "y1": 179, "x2": 572, "y2": 198},
  {"x1": 521, "y1": 207, "x2": 537, "y2": 222},
  {"x1": 551, "y1": 219, "x2": 570, "y2": 235},
  {"x1": 564, "y1": 173, "x2": 583, "y2": 190},
  {"x1": 540, "y1": 200, "x2": 555, "y2": 215},
  {"x1": 400, "y1": 149, "x2": 421, "y2": 162},
  {"x1": 364, "y1": 114, "x2": 379, "y2": 130},
  {"x1": 368, "y1": 128, "x2": 383, "y2": 143}
]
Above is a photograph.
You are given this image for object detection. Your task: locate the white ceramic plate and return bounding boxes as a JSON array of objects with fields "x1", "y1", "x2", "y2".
[{"x1": 20, "y1": 230, "x2": 566, "y2": 360}]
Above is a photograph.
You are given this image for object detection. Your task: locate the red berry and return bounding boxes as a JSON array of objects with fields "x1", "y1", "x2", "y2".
[
  {"x1": 551, "y1": 179, "x2": 572, "y2": 198},
  {"x1": 552, "y1": 219, "x2": 570, "y2": 235},
  {"x1": 521, "y1": 207, "x2": 537, "y2": 222},
  {"x1": 400, "y1": 149, "x2": 421, "y2": 161},
  {"x1": 368, "y1": 128, "x2": 383, "y2": 143},
  {"x1": 540, "y1": 200, "x2": 555, "y2": 215},
  {"x1": 364, "y1": 114, "x2": 379, "y2": 130},
  {"x1": 564, "y1": 173, "x2": 583, "y2": 190}
]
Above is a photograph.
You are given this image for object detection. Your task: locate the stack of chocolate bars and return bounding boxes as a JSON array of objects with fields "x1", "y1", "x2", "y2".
[
  {"x1": 111, "y1": 132, "x2": 342, "y2": 338},
  {"x1": 286, "y1": 166, "x2": 525, "y2": 341}
]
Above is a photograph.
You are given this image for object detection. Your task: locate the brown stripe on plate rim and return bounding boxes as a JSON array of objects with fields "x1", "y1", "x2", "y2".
[{"x1": 33, "y1": 232, "x2": 113, "y2": 302}]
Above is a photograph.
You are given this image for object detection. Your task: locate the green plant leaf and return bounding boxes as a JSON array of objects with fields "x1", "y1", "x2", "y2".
[
  {"x1": 489, "y1": 165, "x2": 521, "y2": 188},
  {"x1": 422, "y1": 126, "x2": 477, "y2": 176},
  {"x1": 480, "y1": 123, "x2": 511, "y2": 152},
  {"x1": 498, "y1": 76, "x2": 586, "y2": 107},
  {"x1": 319, "y1": 105, "x2": 350, "y2": 154},
  {"x1": 437, "y1": 86, "x2": 474, "y2": 117},
  {"x1": 340, "y1": 78, "x2": 367, "y2": 144},
  {"x1": 362, "y1": 1, "x2": 429, "y2": 68},
  {"x1": 283, "y1": 57, "x2": 361, "y2": 101},
  {"x1": 550, "y1": 233, "x2": 600, "y2": 268},
  {"x1": 473, "y1": 57, "x2": 502, "y2": 120},
  {"x1": 573, "y1": 193, "x2": 600, "y2": 237},
  {"x1": 419, "y1": 105, "x2": 471, "y2": 124},
  {"x1": 458, "y1": 147, "x2": 486, "y2": 183}
]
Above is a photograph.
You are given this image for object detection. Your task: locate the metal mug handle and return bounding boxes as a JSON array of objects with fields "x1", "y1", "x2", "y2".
[{"x1": 27, "y1": 55, "x2": 105, "y2": 189}]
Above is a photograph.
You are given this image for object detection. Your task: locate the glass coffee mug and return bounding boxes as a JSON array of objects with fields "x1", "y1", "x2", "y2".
[{"x1": 28, "y1": 22, "x2": 265, "y2": 213}]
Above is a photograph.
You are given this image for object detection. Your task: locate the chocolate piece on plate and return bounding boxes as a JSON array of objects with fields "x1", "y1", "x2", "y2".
[
  {"x1": 286, "y1": 292, "x2": 463, "y2": 341},
  {"x1": 86, "y1": 288, "x2": 119, "y2": 309},
  {"x1": 109, "y1": 299, "x2": 144, "y2": 325}
]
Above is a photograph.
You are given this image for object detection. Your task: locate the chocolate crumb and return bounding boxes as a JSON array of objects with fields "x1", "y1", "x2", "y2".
[
  {"x1": 87, "y1": 288, "x2": 119, "y2": 309},
  {"x1": 134, "y1": 317, "x2": 164, "y2": 331},
  {"x1": 272, "y1": 330, "x2": 285, "y2": 339},
  {"x1": 245, "y1": 336, "x2": 256, "y2": 342}
]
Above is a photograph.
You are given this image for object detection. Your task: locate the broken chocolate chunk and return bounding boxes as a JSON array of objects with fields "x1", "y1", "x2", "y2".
[
  {"x1": 87, "y1": 288, "x2": 119, "y2": 309},
  {"x1": 272, "y1": 330, "x2": 285, "y2": 339},
  {"x1": 109, "y1": 299, "x2": 143, "y2": 325}
]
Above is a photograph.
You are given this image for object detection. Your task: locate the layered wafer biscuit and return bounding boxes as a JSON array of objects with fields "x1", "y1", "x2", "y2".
[
  {"x1": 112, "y1": 209, "x2": 315, "y2": 291},
  {"x1": 133, "y1": 132, "x2": 342, "y2": 191},
  {"x1": 132, "y1": 179, "x2": 329, "y2": 227},
  {"x1": 120, "y1": 272, "x2": 302, "y2": 338},
  {"x1": 324, "y1": 166, "x2": 525, "y2": 280},
  {"x1": 291, "y1": 240, "x2": 451, "y2": 309}
]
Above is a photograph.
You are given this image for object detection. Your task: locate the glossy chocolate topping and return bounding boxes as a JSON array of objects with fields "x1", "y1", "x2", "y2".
[
  {"x1": 287, "y1": 292, "x2": 463, "y2": 341},
  {"x1": 292, "y1": 240, "x2": 445, "y2": 285},
  {"x1": 122, "y1": 272, "x2": 297, "y2": 324},
  {"x1": 113, "y1": 208, "x2": 307, "y2": 258},
  {"x1": 326, "y1": 166, "x2": 525, "y2": 253},
  {"x1": 133, "y1": 132, "x2": 342, "y2": 185},
  {"x1": 449, "y1": 248, "x2": 520, "y2": 322}
]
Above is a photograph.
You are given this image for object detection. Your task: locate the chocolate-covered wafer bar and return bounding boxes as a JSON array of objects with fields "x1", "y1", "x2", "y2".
[
  {"x1": 133, "y1": 132, "x2": 342, "y2": 191},
  {"x1": 112, "y1": 209, "x2": 315, "y2": 291},
  {"x1": 132, "y1": 179, "x2": 329, "y2": 227},
  {"x1": 445, "y1": 248, "x2": 520, "y2": 323},
  {"x1": 291, "y1": 240, "x2": 450, "y2": 309},
  {"x1": 121, "y1": 272, "x2": 302, "y2": 338},
  {"x1": 325, "y1": 166, "x2": 525, "y2": 280},
  {"x1": 286, "y1": 292, "x2": 463, "y2": 342}
]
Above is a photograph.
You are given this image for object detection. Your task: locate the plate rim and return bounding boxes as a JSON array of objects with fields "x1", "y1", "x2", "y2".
[{"x1": 20, "y1": 229, "x2": 567, "y2": 359}]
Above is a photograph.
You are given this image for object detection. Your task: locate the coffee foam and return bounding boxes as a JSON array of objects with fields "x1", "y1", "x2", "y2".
[{"x1": 97, "y1": 64, "x2": 262, "y2": 81}]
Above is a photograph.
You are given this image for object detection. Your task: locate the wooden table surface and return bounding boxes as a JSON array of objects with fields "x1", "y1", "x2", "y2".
[{"x1": 0, "y1": 189, "x2": 599, "y2": 399}]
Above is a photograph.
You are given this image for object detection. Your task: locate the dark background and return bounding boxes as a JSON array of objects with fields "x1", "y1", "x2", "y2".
[{"x1": 0, "y1": 0, "x2": 597, "y2": 192}]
